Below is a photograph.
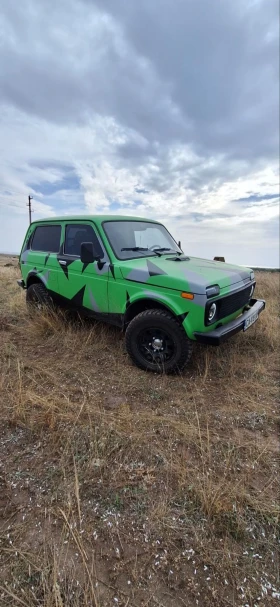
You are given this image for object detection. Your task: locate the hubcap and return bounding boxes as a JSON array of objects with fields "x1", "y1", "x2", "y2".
[
  {"x1": 152, "y1": 338, "x2": 163, "y2": 351},
  {"x1": 136, "y1": 327, "x2": 176, "y2": 366}
]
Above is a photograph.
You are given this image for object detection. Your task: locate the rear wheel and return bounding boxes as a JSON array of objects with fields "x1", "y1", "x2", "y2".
[
  {"x1": 26, "y1": 282, "x2": 53, "y2": 311},
  {"x1": 125, "y1": 309, "x2": 192, "y2": 373}
]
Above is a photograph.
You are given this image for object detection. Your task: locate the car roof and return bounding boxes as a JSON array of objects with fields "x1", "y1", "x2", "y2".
[{"x1": 31, "y1": 215, "x2": 159, "y2": 225}]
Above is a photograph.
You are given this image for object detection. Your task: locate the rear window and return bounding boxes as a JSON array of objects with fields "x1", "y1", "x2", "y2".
[{"x1": 31, "y1": 225, "x2": 61, "y2": 253}]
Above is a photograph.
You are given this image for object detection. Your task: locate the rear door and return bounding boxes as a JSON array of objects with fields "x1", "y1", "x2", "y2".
[
  {"x1": 21, "y1": 223, "x2": 62, "y2": 296},
  {"x1": 56, "y1": 221, "x2": 109, "y2": 314}
]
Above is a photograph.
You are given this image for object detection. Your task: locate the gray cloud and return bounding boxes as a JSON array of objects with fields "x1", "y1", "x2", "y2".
[
  {"x1": 0, "y1": 0, "x2": 279, "y2": 265},
  {"x1": 87, "y1": 0, "x2": 279, "y2": 160},
  {"x1": 0, "y1": 0, "x2": 186, "y2": 144},
  {"x1": 1, "y1": 0, "x2": 278, "y2": 163}
]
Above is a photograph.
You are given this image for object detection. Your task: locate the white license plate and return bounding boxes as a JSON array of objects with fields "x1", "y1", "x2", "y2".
[{"x1": 244, "y1": 311, "x2": 258, "y2": 331}]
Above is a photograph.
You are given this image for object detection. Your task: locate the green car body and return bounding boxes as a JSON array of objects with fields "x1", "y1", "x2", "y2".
[{"x1": 18, "y1": 215, "x2": 265, "y2": 372}]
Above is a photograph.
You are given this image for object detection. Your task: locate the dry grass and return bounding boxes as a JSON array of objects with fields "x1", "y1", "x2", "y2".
[{"x1": 0, "y1": 263, "x2": 279, "y2": 606}]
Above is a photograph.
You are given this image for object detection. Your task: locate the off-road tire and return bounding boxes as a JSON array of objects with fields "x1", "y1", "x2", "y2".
[
  {"x1": 26, "y1": 282, "x2": 53, "y2": 311},
  {"x1": 125, "y1": 309, "x2": 193, "y2": 373}
]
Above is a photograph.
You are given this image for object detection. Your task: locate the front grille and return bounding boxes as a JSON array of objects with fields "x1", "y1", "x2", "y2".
[{"x1": 218, "y1": 285, "x2": 252, "y2": 320}]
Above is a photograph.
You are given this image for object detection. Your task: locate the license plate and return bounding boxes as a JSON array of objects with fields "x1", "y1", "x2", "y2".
[{"x1": 244, "y1": 311, "x2": 258, "y2": 331}]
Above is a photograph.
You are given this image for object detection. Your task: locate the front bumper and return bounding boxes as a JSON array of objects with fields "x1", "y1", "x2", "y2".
[{"x1": 194, "y1": 298, "x2": 265, "y2": 345}]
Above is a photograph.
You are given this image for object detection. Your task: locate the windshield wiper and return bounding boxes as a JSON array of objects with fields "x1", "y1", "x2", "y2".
[
  {"x1": 121, "y1": 247, "x2": 161, "y2": 257},
  {"x1": 153, "y1": 248, "x2": 182, "y2": 255}
]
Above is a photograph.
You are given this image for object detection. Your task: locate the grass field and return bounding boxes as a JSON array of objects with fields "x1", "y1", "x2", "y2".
[{"x1": 0, "y1": 259, "x2": 279, "y2": 607}]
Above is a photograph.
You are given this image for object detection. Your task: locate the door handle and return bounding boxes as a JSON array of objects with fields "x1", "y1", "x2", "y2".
[{"x1": 59, "y1": 260, "x2": 67, "y2": 265}]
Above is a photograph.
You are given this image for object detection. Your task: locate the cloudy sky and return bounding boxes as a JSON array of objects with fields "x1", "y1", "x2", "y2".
[{"x1": 0, "y1": 0, "x2": 279, "y2": 266}]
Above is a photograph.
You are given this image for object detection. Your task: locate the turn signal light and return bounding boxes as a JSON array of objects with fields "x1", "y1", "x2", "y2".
[{"x1": 181, "y1": 292, "x2": 194, "y2": 300}]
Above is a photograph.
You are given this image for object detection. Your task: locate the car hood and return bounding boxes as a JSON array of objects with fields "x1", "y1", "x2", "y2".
[{"x1": 119, "y1": 255, "x2": 252, "y2": 294}]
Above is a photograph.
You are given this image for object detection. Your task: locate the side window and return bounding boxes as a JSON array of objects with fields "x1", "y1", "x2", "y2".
[
  {"x1": 64, "y1": 224, "x2": 103, "y2": 258},
  {"x1": 31, "y1": 225, "x2": 61, "y2": 253}
]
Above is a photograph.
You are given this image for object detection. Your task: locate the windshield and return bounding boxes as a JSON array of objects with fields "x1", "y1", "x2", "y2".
[{"x1": 103, "y1": 221, "x2": 182, "y2": 260}]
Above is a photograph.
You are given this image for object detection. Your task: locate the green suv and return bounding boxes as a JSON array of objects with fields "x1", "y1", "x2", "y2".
[{"x1": 18, "y1": 215, "x2": 265, "y2": 373}]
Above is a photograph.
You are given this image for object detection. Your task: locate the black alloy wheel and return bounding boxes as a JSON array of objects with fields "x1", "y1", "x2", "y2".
[{"x1": 125, "y1": 309, "x2": 193, "y2": 373}]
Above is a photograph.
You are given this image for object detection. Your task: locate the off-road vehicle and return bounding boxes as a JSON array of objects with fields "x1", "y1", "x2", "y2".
[{"x1": 18, "y1": 215, "x2": 265, "y2": 372}]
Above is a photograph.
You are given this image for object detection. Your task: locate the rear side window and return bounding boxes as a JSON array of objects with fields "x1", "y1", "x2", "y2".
[
  {"x1": 31, "y1": 225, "x2": 61, "y2": 253},
  {"x1": 64, "y1": 224, "x2": 103, "y2": 257}
]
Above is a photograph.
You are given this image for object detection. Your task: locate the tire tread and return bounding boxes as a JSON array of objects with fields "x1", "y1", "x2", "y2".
[{"x1": 26, "y1": 282, "x2": 53, "y2": 309}]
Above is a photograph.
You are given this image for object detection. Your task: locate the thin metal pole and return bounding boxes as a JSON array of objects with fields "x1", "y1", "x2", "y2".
[{"x1": 27, "y1": 195, "x2": 33, "y2": 224}]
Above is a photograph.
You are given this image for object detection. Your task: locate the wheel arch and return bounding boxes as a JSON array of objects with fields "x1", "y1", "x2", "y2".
[
  {"x1": 124, "y1": 296, "x2": 187, "y2": 328},
  {"x1": 26, "y1": 272, "x2": 45, "y2": 289}
]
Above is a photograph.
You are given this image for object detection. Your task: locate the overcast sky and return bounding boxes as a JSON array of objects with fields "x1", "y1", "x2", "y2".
[{"x1": 0, "y1": 0, "x2": 279, "y2": 266}]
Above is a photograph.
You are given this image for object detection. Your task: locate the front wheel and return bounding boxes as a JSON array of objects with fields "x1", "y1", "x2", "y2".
[{"x1": 125, "y1": 309, "x2": 193, "y2": 373}]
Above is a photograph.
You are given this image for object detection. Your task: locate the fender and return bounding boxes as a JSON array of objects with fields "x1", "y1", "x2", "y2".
[
  {"x1": 26, "y1": 269, "x2": 49, "y2": 288},
  {"x1": 123, "y1": 289, "x2": 192, "y2": 332}
]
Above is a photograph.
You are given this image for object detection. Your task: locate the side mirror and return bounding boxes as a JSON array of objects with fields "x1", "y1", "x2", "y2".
[
  {"x1": 178, "y1": 241, "x2": 181, "y2": 250},
  {"x1": 80, "y1": 242, "x2": 101, "y2": 264}
]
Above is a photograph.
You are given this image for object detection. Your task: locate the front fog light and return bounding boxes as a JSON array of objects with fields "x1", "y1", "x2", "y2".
[{"x1": 208, "y1": 302, "x2": 217, "y2": 322}]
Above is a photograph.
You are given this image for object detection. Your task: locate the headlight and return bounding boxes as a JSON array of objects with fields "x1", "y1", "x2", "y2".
[
  {"x1": 250, "y1": 271, "x2": 255, "y2": 281},
  {"x1": 208, "y1": 302, "x2": 217, "y2": 322}
]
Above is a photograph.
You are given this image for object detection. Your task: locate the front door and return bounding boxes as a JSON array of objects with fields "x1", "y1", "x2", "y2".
[{"x1": 56, "y1": 221, "x2": 109, "y2": 315}]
